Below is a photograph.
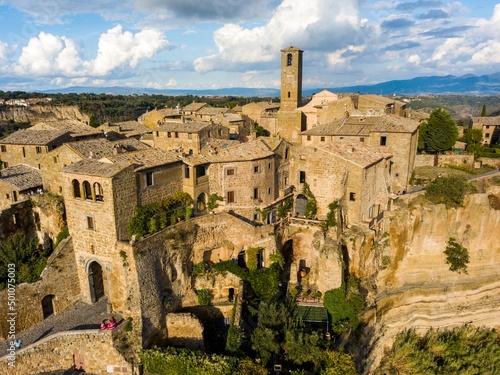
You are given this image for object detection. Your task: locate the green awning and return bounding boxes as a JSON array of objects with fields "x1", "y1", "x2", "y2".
[{"x1": 293, "y1": 306, "x2": 329, "y2": 323}]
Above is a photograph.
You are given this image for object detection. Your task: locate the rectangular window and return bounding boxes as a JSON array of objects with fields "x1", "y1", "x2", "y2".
[
  {"x1": 188, "y1": 133, "x2": 192, "y2": 139},
  {"x1": 253, "y1": 212, "x2": 260, "y2": 221},
  {"x1": 36, "y1": 146, "x2": 42, "y2": 154},
  {"x1": 226, "y1": 168, "x2": 235, "y2": 176},
  {"x1": 53, "y1": 156, "x2": 57, "y2": 163},
  {"x1": 307, "y1": 135, "x2": 311, "y2": 141},
  {"x1": 254, "y1": 165, "x2": 261, "y2": 173},
  {"x1": 184, "y1": 165, "x2": 190, "y2": 179},
  {"x1": 485, "y1": 133, "x2": 490, "y2": 138},
  {"x1": 253, "y1": 188, "x2": 260, "y2": 199},
  {"x1": 167, "y1": 132, "x2": 172, "y2": 138},
  {"x1": 0, "y1": 145, "x2": 6, "y2": 152},
  {"x1": 22, "y1": 147, "x2": 26, "y2": 158},
  {"x1": 287, "y1": 91, "x2": 291, "y2": 98},
  {"x1": 146, "y1": 171, "x2": 154, "y2": 186},
  {"x1": 320, "y1": 136, "x2": 325, "y2": 142},
  {"x1": 86, "y1": 215, "x2": 95, "y2": 230},
  {"x1": 13, "y1": 191, "x2": 17, "y2": 202},
  {"x1": 268, "y1": 162, "x2": 272, "y2": 170},
  {"x1": 208, "y1": 131, "x2": 212, "y2": 137},
  {"x1": 3, "y1": 162, "x2": 8, "y2": 168},
  {"x1": 155, "y1": 131, "x2": 159, "y2": 137},
  {"x1": 268, "y1": 187, "x2": 272, "y2": 195},
  {"x1": 350, "y1": 192, "x2": 356, "y2": 201},
  {"x1": 380, "y1": 136, "x2": 387, "y2": 146},
  {"x1": 227, "y1": 191, "x2": 235, "y2": 203},
  {"x1": 359, "y1": 137, "x2": 365, "y2": 142},
  {"x1": 299, "y1": 171, "x2": 306, "y2": 183},
  {"x1": 175, "y1": 132, "x2": 179, "y2": 138},
  {"x1": 218, "y1": 129, "x2": 222, "y2": 136}
]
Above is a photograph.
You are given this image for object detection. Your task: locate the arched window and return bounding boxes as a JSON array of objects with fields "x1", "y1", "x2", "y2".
[
  {"x1": 287, "y1": 53, "x2": 293, "y2": 66},
  {"x1": 72, "y1": 179, "x2": 81, "y2": 198},
  {"x1": 93, "y1": 182, "x2": 103, "y2": 202},
  {"x1": 83, "y1": 181, "x2": 92, "y2": 200}
]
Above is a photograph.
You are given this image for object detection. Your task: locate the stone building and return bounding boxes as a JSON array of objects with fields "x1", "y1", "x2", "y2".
[
  {"x1": 290, "y1": 139, "x2": 392, "y2": 226},
  {"x1": 153, "y1": 120, "x2": 230, "y2": 155},
  {"x1": 298, "y1": 89, "x2": 339, "y2": 128},
  {"x1": 0, "y1": 163, "x2": 43, "y2": 208},
  {"x1": 139, "y1": 108, "x2": 182, "y2": 129},
  {"x1": 471, "y1": 116, "x2": 500, "y2": 145},
  {"x1": 192, "y1": 105, "x2": 228, "y2": 122},
  {"x1": 31, "y1": 120, "x2": 102, "y2": 141},
  {"x1": 40, "y1": 138, "x2": 150, "y2": 194},
  {"x1": 98, "y1": 120, "x2": 152, "y2": 140},
  {"x1": 182, "y1": 139, "x2": 278, "y2": 220},
  {"x1": 241, "y1": 101, "x2": 280, "y2": 134},
  {"x1": 300, "y1": 114, "x2": 419, "y2": 192},
  {"x1": 0, "y1": 129, "x2": 72, "y2": 169}
]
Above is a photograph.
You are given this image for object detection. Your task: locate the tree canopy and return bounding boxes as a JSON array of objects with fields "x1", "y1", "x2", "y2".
[
  {"x1": 425, "y1": 174, "x2": 472, "y2": 207},
  {"x1": 419, "y1": 108, "x2": 458, "y2": 153}
]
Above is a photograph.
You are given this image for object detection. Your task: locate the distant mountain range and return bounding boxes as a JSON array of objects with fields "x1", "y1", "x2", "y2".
[{"x1": 41, "y1": 72, "x2": 500, "y2": 97}]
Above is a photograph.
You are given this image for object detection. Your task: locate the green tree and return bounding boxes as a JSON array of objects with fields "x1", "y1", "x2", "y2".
[
  {"x1": 444, "y1": 237, "x2": 469, "y2": 274},
  {"x1": 320, "y1": 351, "x2": 359, "y2": 375},
  {"x1": 422, "y1": 108, "x2": 458, "y2": 153},
  {"x1": 425, "y1": 175, "x2": 472, "y2": 207},
  {"x1": 464, "y1": 128, "x2": 483, "y2": 157},
  {"x1": 251, "y1": 326, "x2": 279, "y2": 367},
  {"x1": 0, "y1": 232, "x2": 46, "y2": 287},
  {"x1": 88, "y1": 114, "x2": 99, "y2": 128},
  {"x1": 284, "y1": 330, "x2": 323, "y2": 368},
  {"x1": 481, "y1": 104, "x2": 487, "y2": 116},
  {"x1": 417, "y1": 120, "x2": 428, "y2": 152},
  {"x1": 207, "y1": 193, "x2": 223, "y2": 211}
]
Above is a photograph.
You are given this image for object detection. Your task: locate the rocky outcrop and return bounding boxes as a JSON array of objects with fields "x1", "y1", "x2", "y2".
[
  {"x1": 346, "y1": 186, "x2": 500, "y2": 374},
  {"x1": 0, "y1": 104, "x2": 89, "y2": 123}
]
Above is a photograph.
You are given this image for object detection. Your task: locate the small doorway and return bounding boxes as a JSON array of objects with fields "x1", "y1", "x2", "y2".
[
  {"x1": 295, "y1": 194, "x2": 308, "y2": 217},
  {"x1": 197, "y1": 193, "x2": 207, "y2": 212},
  {"x1": 42, "y1": 294, "x2": 55, "y2": 319},
  {"x1": 237, "y1": 250, "x2": 246, "y2": 268},
  {"x1": 228, "y1": 288, "x2": 235, "y2": 302},
  {"x1": 88, "y1": 261, "x2": 105, "y2": 303}
]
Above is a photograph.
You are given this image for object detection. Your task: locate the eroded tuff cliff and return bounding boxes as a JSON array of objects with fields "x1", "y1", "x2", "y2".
[
  {"x1": 345, "y1": 186, "x2": 500, "y2": 374},
  {"x1": 0, "y1": 104, "x2": 88, "y2": 123}
]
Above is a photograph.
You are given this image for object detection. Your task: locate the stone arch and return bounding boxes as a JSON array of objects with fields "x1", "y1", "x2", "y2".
[
  {"x1": 72, "y1": 179, "x2": 81, "y2": 198},
  {"x1": 82, "y1": 181, "x2": 92, "y2": 200},
  {"x1": 295, "y1": 194, "x2": 308, "y2": 216},
  {"x1": 41, "y1": 294, "x2": 55, "y2": 319},
  {"x1": 287, "y1": 53, "x2": 293, "y2": 66},
  {"x1": 87, "y1": 260, "x2": 105, "y2": 303},
  {"x1": 197, "y1": 192, "x2": 207, "y2": 212},
  {"x1": 93, "y1": 182, "x2": 103, "y2": 201}
]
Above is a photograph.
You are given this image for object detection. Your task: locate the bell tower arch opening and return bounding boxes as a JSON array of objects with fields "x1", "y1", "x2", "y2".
[{"x1": 280, "y1": 46, "x2": 303, "y2": 111}]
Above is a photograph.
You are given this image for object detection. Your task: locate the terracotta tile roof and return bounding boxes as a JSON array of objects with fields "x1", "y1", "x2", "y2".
[
  {"x1": 62, "y1": 158, "x2": 129, "y2": 177},
  {"x1": 0, "y1": 129, "x2": 69, "y2": 145},
  {"x1": 230, "y1": 105, "x2": 242, "y2": 113},
  {"x1": 184, "y1": 139, "x2": 274, "y2": 165},
  {"x1": 100, "y1": 121, "x2": 152, "y2": 136},
  {"x1": 183, "y1": 102, "x2": 207, "y2": 112},
  {"x1": 302, "y1": 115, "x2": 419, "y2": 136},
  {"x1": 319, "y1": 139, "x2": 392, "y2": 168},
  {"x1": 103, "y1": 148, "x2": 181, "y2": 171},
  {"x1": 32, "y1": 120, "x2": 101, "y2": 137},
  {"x1": 0, "y1": 164, "x2": 43, "y2": 191},
  {"x1": 197, "y1": 106, "x2": 229, "y2": 116},
  {"x1": 65, "y1": 138, "x2": 149, "y2": 159},
  {"x1": 156, "y1": 121, "x2": 211, "y2": 133},
  {"x1": 472, "y1": 116, "x2": 500, "y2": 125}
]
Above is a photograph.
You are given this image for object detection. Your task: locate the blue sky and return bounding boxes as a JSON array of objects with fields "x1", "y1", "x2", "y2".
[{"x1": 0, "y1": 0, "x2": 499, "y2": 91}]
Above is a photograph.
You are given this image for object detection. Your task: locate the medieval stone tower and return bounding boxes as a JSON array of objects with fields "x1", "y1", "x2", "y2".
[
  {"x1": 278, "y1": 46, "x2": 306, "y2": 144},
  {"x1": 280, "y1": 46, "x2": 303, "y2": 111}
]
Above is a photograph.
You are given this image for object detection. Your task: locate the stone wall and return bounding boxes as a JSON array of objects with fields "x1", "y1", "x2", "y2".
[
  {"x1": 0, "y1": 104, "x2": 89, "y2": 124},
  {"x1": 0, "y1": 330, "x2": 132, "y2": 375},
  {"x1": 479, "y1": 157, "x2": 500, "y2": 168},
  {"x1": 0, "y1": 237, "x2": 81, "y2": 339},
  {"x1": 277, "y1": 110, "x2": 305, "y2": 145},
  {"x1": 414, "y1": 153, "x2": 475, "y2": 168},
  {"x1": 165, "y1": 313, "x2": 204, "y2": 350}
]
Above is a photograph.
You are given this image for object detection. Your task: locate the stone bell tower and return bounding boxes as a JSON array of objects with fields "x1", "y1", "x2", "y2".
[{"x1": 280, "y1": 46, "x2": 303, "y2": 111}]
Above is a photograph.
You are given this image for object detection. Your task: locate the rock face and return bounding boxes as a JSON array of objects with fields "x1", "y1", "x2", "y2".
[
  {"x1": 0, "y1": 105, "x2": 89, "y2": 123},
  {"x1": 347, "y1": 187, "x2": 500, "y2": 374}
]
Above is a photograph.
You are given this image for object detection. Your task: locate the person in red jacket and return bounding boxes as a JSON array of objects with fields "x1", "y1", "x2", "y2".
[
  {"x1": 100, "y1": 320, "x2": 108, "y2": 330},
  {"x1": 107, "y1": 316, "x2": 117, "y2": 330}
]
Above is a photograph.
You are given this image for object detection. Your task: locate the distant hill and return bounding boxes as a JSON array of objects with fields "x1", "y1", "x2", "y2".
[{"x1": 41, "y1": 72, "x2": 500, "y2": 97}]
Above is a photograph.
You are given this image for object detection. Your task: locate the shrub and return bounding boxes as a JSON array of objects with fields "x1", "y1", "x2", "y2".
[
  {"x1": 444, "y1": 237, "x2": 469, "y2": 274},
  {"x1": 196, "y1": 288, "x2": 212, "y2": 306},
  {"x1": 53, "y1": 225, "x2": 69, "y2": 249},
  {"x1": 425, "y1": 175, "x2": 472, "y2": 207}
]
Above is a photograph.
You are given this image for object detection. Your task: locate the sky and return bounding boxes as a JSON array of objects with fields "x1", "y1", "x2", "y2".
[{"x1": 0, "y1": 0, "x2": 499, "y2": 92}]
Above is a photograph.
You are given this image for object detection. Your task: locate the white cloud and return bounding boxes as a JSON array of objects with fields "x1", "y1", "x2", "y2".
[
  {"x1": 327, "y1": 45, "x2": 366, "y2": 68},
  {"x1": 194, "y1": 0, "x2": 361, "y2": 73},
  {"x1": 407, "y1": 54, "x2": 421, "y2": 65},
  {"x1": 11, "y1": 26, "x2": 170, "y2": 77},
  {"x1": 0, "y1": 41, "x2": 7, "y2": 63},
  {"x1": 92, "y1": 25, "x2": 170, "y2": 75}
]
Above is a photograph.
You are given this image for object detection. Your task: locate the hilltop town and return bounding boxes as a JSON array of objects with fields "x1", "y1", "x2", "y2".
[{"x1": 0, "y1": 47, "x2": 499, "y2": 375}]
